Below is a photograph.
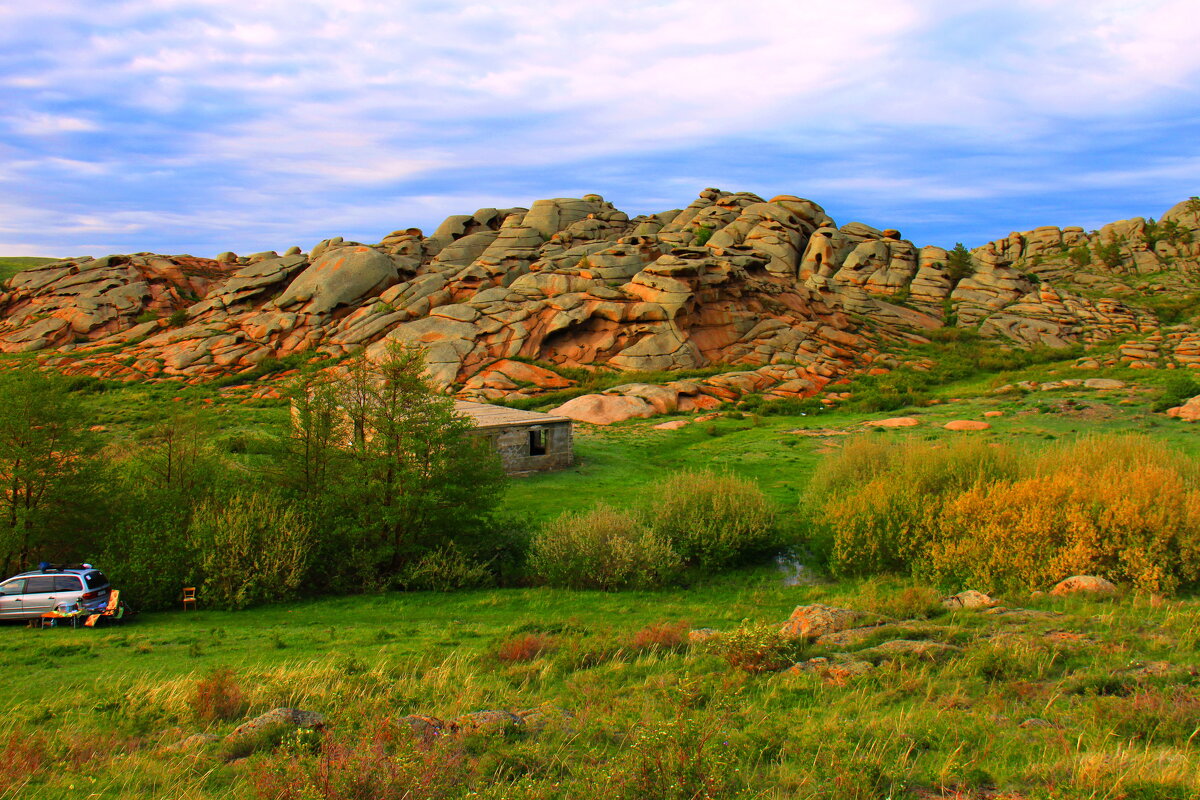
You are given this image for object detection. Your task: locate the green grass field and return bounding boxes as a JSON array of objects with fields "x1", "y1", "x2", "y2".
[
  {"x1": 2, "y1": 572, "x2": 1197, "y2": 799},
  {"x1": 2, "y1": 354, "x2": 1198, "y2": 799}
]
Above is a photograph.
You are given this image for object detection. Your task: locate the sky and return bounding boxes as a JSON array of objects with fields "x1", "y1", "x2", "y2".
[{"x1": 2, "y1": 0, "x2": 1199, "y2": 258}]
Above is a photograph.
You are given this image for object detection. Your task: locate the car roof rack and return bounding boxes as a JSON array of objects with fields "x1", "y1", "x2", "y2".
[{"x1": 36, "y1": 562, "x2": 94, "y2": 573}]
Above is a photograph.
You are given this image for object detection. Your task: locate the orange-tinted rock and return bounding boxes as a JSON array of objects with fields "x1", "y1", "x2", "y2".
[
  {"x1": 1050, "y1": 575, "x2": 1117, "y2": 596},
  {"x1": 944, "y1": 420, "x2": 991, "y2": 431},
  {"x1": 550, "y1": 394, "x2": 655, "y2": 425},
  {"x1": 780, "y1": 604, "x2": 862, "y2": 640},
  {"x1": 1166, "y1": 395, "x2": 1200, "y2": 421},
  {"x1": 863, "y1": 417, "x2": 919, "y2": 428}
]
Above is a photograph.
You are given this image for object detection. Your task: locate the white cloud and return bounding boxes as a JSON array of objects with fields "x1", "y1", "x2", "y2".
[
  {"x1": 5, "y1": 112, "x2": 100, "y2": 136},
  {"x1": 2, "y1": 0, "x2": 1199, "y2": 254}
]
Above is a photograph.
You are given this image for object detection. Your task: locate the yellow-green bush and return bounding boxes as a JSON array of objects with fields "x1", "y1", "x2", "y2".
[
  {"x1": 808, "y1": 434, "x2": 1200, "y2": 594},
  {"x1": 192, "y1": 492, "x2": 312, "y2": 609},
  {"x1": 647, "y1": 469, "x2": 777, "y2": 570},
  {"x1": 811, "y1": 437, "x2": 1018, "y2": 577},
  {"x1": 528, "y1": 505, "x2": 680, "y2": 590},
  {"x1": 929, "y1": 437, "x2": 1200, "y2": 594}
]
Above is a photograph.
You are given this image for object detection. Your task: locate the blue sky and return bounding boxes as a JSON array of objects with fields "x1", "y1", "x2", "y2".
[{"x1": 2, "y1": 0, "x2": 1198, "y2": 257}]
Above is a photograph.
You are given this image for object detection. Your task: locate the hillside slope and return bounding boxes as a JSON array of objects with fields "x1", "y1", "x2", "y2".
[{"x1": 2, "y1": 191, "x2": 1197, "y2": 416}]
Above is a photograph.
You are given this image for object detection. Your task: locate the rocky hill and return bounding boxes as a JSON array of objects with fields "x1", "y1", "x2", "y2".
[{"x1": 3, "y1": 189, "x2": 1198, "y2": 421}]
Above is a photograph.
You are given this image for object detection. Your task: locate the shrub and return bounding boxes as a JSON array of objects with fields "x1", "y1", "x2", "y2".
[
  {"x1": 397, "y1": 543, "x2": 493, "y2": 591},
  {"x1": 1152, "y1": 373, "x2": 1200, "y2": 411},
  {"x1": 807, "y1": 434, "x2": 1200, "y2": 595},
  {"x1": 168, "y1": 308, "x2": 189, "y2": 327},
  {"x1": 494, "y1": 632, "x2": 556, "y2": 664},
  {"x1": 528, "y1": 505, "x2": 680, "y2": 590},
  {"x1": 647, "y1": 470, "x2": 777, "y2": 570},
  {"x1": 693, "y1": 224, "x2": 716, "y2": 246},
  {"x1": 705, "y1": 621, "x2": 803, "y2": 673},
  {"x1": 928, "y1": 437, "x2": 1200, "y2": 594},
  {"x1": 250, "y1": 725, "x2": 474, "y2": 800},
  {"x1": 616, "y1": 715, "x2": 743, "y2": 800},
  {"x1": 629, "y1": 621, "x2": 690, "y2": 653},
  {"x1": 808, "y1": 437, "x2": 1018, "y2": 577},
  {"x1": 192, "y1": 492, "x2": 313, "y2": 609},
  {"x1": 192, "y1": 667, "x2": 247, "y2": 723}
]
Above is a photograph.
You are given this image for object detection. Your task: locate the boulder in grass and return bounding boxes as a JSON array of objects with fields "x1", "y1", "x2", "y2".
[
  {"x1": 780, "y1": 604, "x2": 862, "y2": 640},
  {"x1": 1166, "y1": 395, "x2": 1200, "y2": 421},
  {"x1": 943, "y1": 420, "x2": 991, "y2": 431},
  {"x1": 942, "y1": 590, "x2": 997, "y2": 610},
  {"x1": 861, "y1": 639, "x2": 960, "y2": 662},
  {"x1": 226, "y1": 708, "x2": 325, "y2": 743},
  {"x1": 863, "y1": 417, "x2": 920, "y2": 428},
  {"x1": 1050, "y1": 575, "x2": 1117, "y2": 597}
]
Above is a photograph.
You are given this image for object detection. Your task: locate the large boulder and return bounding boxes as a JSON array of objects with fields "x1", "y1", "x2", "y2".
[
  {"x1": 550, "y1": 394, "x2": 656, "y2": 425},
  {"x1": 1166, "y1": 395, "x2": 1200, "y2": 421},
  {"x1": 275, "y1": 246, "x2": 398, "y2": 314},
  {"x1": 1050, "y1": 575, "x2": 1117, "y2": 596},
  {"x1": 942, "y1": 590, "x2": 997, "y2": 610},
  {"x1": 225, "y1": 708, "x2": 325, "y2": 748},
  {"x1": 780, "y1": 604, "x2": 862, "y2": 640}
]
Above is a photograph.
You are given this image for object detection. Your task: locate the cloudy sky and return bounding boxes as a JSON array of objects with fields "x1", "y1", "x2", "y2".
[{"x1": 3, "y1": 0, "x2": 1199, "y2": 257}]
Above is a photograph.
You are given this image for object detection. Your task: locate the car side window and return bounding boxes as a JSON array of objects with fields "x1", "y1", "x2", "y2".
[
  {"x1": 24, "y1": 576, "x2": 56, "y2": 594},
  {"x1": 1, "y1": 579, "x2": 25, "y2": 595},
  {"x1": 54, "y1": 576, "x2": 82, "y2": 592}
]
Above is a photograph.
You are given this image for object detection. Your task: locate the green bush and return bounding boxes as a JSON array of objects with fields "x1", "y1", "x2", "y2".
[
  {"x1": 192, "y1": 492, "x2": 313, "y2": 609},
  {"x1": 807, "y1": 436, "x2": 1019, "y2": 577},
  {"x1": 529, "y1": 505, "x2": 680, "y2": 590},
  {"x1": 647, "y1": 470, "x2": 777, "y2": 570},
  {"x1": 1153, "y1": 373, "x2": 1200, "y2": 411},
  {"x1": 397, "y1": 542, "x2": 493, "y2": 591},
  {"x1": 705, "y1": 621, "x2": 803, "y2": 673}
]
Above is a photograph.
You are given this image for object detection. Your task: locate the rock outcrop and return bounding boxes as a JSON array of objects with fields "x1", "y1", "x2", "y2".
[{"x1": 4, "y1": 190, "x2": 1198, "y2": 416}]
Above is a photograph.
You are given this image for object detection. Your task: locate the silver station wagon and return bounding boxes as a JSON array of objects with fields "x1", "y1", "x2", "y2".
[{"x1": 0, "y1": 566, "x2": 112, "y2": 620}]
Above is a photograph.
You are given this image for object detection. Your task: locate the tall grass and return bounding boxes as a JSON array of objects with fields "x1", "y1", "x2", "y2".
[{"x1": 808, "y1": 434, "x2": 1200, "y2": 594}]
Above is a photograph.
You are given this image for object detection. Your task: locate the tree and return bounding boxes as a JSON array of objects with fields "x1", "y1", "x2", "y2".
[
  {"x1": 945, "y1": 243, "x2": 974, "y2": 284},
  {"x1": 276, "y1": 369, "x2": 348, "y2": 502},
  {"x1": 0, "y1": 368, "x2": 102, "y2": 574},
  {"x1": 278, "y1": 344, "x2": 506, "y2": 587}
]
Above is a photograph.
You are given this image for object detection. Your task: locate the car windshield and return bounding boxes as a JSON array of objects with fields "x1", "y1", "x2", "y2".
[{"x1": 84, "y1": 572, "x2": 108, "y2": 589}]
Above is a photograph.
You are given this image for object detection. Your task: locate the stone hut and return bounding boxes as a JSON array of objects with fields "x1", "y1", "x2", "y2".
[{"x1": 454, "y1": 401, "x2": 574, "y2": 475}]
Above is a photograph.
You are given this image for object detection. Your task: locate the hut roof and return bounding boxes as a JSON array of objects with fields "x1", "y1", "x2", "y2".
[{"x1": 453, "y1": 400, "x2": 572, "y2": 430}]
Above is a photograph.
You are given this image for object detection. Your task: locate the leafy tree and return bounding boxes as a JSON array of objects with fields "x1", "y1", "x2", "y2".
[
  {"x1": 0, "y1": 368, "x2": 102, "y2": 574},
  {"x1": 945, "y1": 243, "x2": 974, "y2": 284},
  {"x1": 277, "y1": 344, "x2": 506, "y2": 588},
  {"x1": 276, "y1": 369, "x2": 348, "y2": 501},
  {"x1": 100, "y1": 407, "x2": 228, "y2": 609}
]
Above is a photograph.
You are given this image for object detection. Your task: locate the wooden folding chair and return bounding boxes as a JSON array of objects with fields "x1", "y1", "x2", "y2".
[
  {"x1": 85, "y1": 589, "x2": 121, "y2": 628},
  {"x1": 182, "y1": 587, "x2": 197, "y2": 611}
]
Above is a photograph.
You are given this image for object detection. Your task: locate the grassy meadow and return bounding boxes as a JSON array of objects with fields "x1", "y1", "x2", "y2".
[
  {"x1": 1, "y1": 347, "x2": 1199, "y2": 799},
  {"x1": 2, "y1": 572, "x2": 1198, "y2": 799}
]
